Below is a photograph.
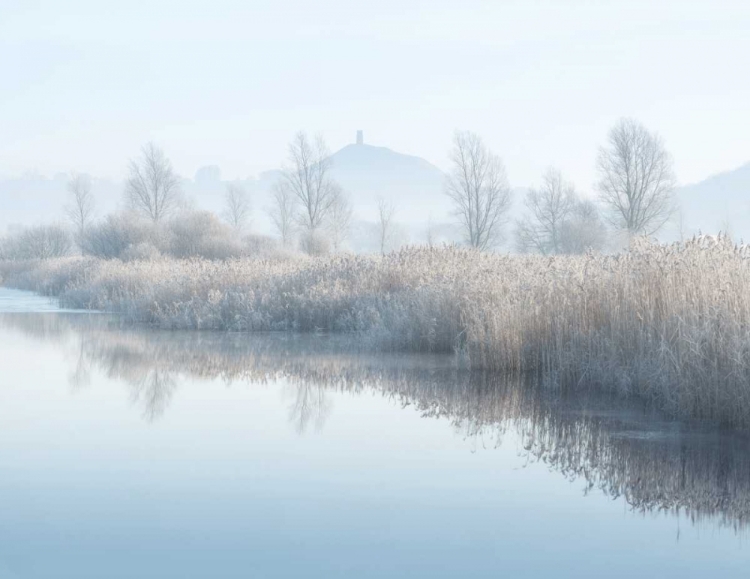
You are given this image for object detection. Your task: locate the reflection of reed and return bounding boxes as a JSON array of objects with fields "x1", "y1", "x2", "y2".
[{"x1": 3, "y1": 312, "x2": 750, "y2": 529}]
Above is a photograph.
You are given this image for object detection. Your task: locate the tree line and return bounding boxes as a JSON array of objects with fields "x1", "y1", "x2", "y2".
[
  {"x1": 0, "y1": 117, "x2": 677, "y2": 261},
  {"x1": 448, "y1": 117, "x2": 677, "y2": 254},
  {"x1": 269, "y1": 118, "x2": 677, "y2": 255}
]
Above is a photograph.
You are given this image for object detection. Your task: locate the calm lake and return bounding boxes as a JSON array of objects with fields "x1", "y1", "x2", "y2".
[{"x1": 0, "y1": 288, "x2": 749, "y2": 578}]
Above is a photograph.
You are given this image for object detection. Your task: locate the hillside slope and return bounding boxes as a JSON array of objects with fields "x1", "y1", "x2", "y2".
[{"x1": 672, "y1": 162, "x2": 750, "y2": 241}]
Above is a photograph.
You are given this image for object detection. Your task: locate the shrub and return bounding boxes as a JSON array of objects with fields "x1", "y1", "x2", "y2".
[
  {"x1": 0, "y1": 224, "x2": 72, "y2": 260},
  {"x1": 82, "y1": 210, "x2": 247, "y2": 261},
  {"x1": 242, "y1": 234, "x2": 290, "y2": 260},
  {"x1": 83, "y1": 212, "x2": 158, "y2": 259},
  {"x1": 121, "y1": 242, "x2": 162, "y2": 262},
  {"x1": 298, "y1": 229, "x2": 331, "y2": 256},
  {"x1": 166, "y1": 210, "x2": 244, "y2": 260}
]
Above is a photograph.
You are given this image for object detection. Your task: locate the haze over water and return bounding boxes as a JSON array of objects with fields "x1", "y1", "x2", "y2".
[{"x1": 0, "y1": 289, "x2": 747, "y2": 578}]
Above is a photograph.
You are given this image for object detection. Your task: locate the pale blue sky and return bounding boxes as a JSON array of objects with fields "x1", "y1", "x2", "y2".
[{"x1": 1, "y1": 0, "x2": 749, "y2": 190}]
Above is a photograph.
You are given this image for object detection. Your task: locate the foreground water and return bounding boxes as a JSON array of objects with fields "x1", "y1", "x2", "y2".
[{"x1": 0, "y1": 290, "x2": 749, "y2": 578}]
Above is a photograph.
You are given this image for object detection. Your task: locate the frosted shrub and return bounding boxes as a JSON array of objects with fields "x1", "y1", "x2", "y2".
[
  {"x1": 0, "y1": 236, "x2": 12, "y2": 261},
  {"x1": 298, "y1": 229, "x2": 331, "y2": 256},
  {"x1": 166, "y1": 210, "x2": 244, "y2": 260},
  {"x1": 83, "y1": 210, "x2": 246, "y2": 261},
  {"x1": 0, "y1": 224, "x2": 72, "y2": 260},
  {"x1": 243, "y1": 234, "x2": 288, "y2": 260},
  {"x1": 83, "y1": 212, "x2": 158, "y2": 259},
  {"x1": 121, "y1": 242, "x2": 162, "y2": 262}
]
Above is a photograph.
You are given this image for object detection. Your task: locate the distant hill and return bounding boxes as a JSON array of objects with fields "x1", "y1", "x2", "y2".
[
  {"x1": 329, "y1": 142, "x2": 448, "y2": 219},
  {"x1": 672, "y1": 162, "x2": 750, "y2": 241},
  {"x1": 254, "y1": 139, "x2": 450, "y2": 225}
]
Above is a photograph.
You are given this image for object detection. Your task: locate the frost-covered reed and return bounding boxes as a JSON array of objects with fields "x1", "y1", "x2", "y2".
[{"x1": 2, "y1": 234, "x2": 750, "y2": 427}]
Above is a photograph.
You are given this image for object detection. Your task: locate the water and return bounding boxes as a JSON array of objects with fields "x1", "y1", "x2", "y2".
[
  {"x1": 0, "y1": 288, "x2": 749, "y2": 578},
  {"x1": 0, "y1": 288, "x2": 87, "y2": 313}
]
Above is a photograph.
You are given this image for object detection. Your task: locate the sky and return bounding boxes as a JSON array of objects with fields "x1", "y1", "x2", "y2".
[{"x1": 1, "y1": 0, "x2": 750, "y2": 191}]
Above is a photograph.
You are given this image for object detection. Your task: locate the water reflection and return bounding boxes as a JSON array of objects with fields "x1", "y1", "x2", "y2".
[{"x1": 2, "y1": 312, "x2": 750, "y2": 531}]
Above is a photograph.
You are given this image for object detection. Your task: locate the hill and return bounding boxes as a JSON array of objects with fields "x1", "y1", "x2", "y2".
[
  {"x1": 253, "y1": 136, "x2": 450, "y2": 226},
  {"x1": 672, "y1": 162, "x2": 750, "y2": 241},
  {"x1": 329, "y1": 142, "x2": 448, "y2": 218}
]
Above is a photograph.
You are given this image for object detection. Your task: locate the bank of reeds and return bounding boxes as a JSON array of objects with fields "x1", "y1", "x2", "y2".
[{"x1": 2, "y1": 235, "x2": 750, "y2": 427}]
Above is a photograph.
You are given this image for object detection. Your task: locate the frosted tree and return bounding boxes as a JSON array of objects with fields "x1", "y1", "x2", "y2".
[
  {"x1": 445, "y1": 130, "x2": 512, "y2": 250},
  {"x1": 281, "y1": 132, "x2": 340, "y2": 237},
  {"x1": 223, "y1": 183, "x2": 251, "y2": 232},
  {"x1": 377, "y1": 196, "x2": 396, "y2": 255},
  {"x1": 268, "y1": 182, "x2": 297, "y2": 248},
  {"x1": 125, "y1": 142, "x2": 181, "y2": 223},
  {"x1": 425, "y1": 214, "x2": 436, "y2": 247},
  {"x1": 327, "y1": 190, "x2": 353, "y2": 252},
  {"x1": 596, "y1": 118, "x2": 677, "y2": 236},
  {"x1": 557, "y1": 200, "x2": 608, "y2": 254},
  {"x1": 515, "y1": 169, "x2": 577, "y2": 255},
  {"x1": 65, "y1": 172, "x2": 95, "y2": 255}
]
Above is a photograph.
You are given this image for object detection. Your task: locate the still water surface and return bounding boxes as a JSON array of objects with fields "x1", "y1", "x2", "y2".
[{"x1": 0, "y1": 288, "x2": 749, "y2": 578}]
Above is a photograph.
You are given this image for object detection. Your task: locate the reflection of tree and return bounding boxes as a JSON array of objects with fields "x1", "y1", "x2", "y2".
[
  {"x1": 80, "y1": 331, "x2": 180, "y2": 421},
  {"x1": 128, "y1": 368, "x2": 177, "y2": 422},
  {"x1": 68, "y1": 333, "x2": 92, "y2": 391},
  {"x1": 4, "y1": 311, "x2": 750, "y2": 530},
  {"x1": 287, "y1": 381, "x2": 331, "y2": 434}
]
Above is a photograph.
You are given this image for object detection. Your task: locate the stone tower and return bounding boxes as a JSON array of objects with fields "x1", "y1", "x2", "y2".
[{"x1": 356, "y1": 130, "x2": 363, "y2": 145}]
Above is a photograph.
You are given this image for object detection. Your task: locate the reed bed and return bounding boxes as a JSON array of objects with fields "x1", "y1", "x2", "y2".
[{"x1": 2, "y1": 235, "x2": 750, "y2": 427}]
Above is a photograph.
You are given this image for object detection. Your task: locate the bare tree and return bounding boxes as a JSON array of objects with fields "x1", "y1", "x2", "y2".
[
  {"x1": 268, "y1": 182, "x2": 297, "y2": 248},
  {"x1": 222, "y1": 183, "x2": 251, "y2": 232},
  {"x1": 558, "y1": 200, "x2": 608, "y2": 254},
  {"x1": 445, "y1": 130, "x2": 512, "y2": 250},
  {"x1": 281, "y1": 132, "x2": 340, "y2": 235},
  {"x1": 376, "y1": 196, "x2": 396, "y2": 255},
  {"x1": 125, "y1": 142, "x2": 181, "y2": 223},
  {"x1": 675, "y1": 207, "x2": 686, "y2": 242},
  {"x1": 596, "y1": 118, "x2": 677, "y2": 236},
  {"x1": 65, "y1": 172, "x2": 95, "y2": 255},
  {"x1": 425, "y1": 214, "x2": 436, "y2": 247},
  {"x1": 515, "y1": 169, "x2": 577, "y2": 255},
  {"x1": 327, "y1": 190, "x2": 353, "y2": 252}
]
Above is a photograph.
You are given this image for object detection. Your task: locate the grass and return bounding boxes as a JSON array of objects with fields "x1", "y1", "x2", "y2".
[{"x1": 2, "y1": 234, "x2": 750, "y2": 428}]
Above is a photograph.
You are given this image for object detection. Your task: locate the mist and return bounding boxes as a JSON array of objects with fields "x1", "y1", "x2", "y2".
[{"x1": 3, "y1": 3, "x2": 750, "y2": 578}]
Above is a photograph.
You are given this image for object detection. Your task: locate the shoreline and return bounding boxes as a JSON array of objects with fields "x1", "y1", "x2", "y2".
[{"x1": 2, "y1": 237, "x2": 750, "y2": 428}]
